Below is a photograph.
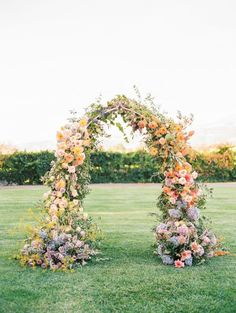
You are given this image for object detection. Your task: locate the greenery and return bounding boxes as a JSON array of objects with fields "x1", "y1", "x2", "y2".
[
  {"x1": 0, "y1": 146, "x2": 235, "y2": 185},
  {"x1": 0, "y1": 184, "x2": 235, "y2": 312}
]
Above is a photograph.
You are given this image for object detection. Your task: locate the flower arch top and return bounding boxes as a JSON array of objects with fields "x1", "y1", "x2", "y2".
[{"x1": 20, "y1": 95, "x2": 218, "y2": 270}]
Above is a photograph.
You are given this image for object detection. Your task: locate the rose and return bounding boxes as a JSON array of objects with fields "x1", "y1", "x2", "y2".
[{"x1": 68, "y1": 166, "x2": 76, "y2": 173}]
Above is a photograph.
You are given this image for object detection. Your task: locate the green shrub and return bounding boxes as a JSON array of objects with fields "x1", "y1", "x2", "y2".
[{"x1": 0, "y1": 147, "x2": 235, "y2": 185}]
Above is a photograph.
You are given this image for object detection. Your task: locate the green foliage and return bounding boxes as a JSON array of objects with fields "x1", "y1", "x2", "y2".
[
  {"x1": 0, "y1": 148, "x2": 235, "y2": 185},
  {"x1": 0, "y1": 151, "x2": 55, "y2": 184}
]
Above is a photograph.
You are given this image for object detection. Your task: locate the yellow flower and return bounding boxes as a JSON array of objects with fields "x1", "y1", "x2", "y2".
[
  {"x1": 79, "y1": 118, "x2": 87, "y2": 128},
  {"x1": 73, "y1": 146, "x2": 84, "y2": 155},
  {"x1": 55, "y1": 179, "x2": 66, "y2": 190},
  {"x1": 56, "y1": 131, "x2": 64, "y2": 141}
]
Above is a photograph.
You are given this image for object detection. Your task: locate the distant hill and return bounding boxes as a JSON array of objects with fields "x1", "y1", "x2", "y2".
[
  {"x1": 191, "y1": 114, "x2": 236, "y2": 148},
  {"x1": 0, "y1": 144, "x2": 17, "y2": 154}
]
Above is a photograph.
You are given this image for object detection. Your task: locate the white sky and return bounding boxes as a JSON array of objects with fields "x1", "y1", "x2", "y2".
[{"x1": 0, "y1": 0, "x2": 236, "y2": 150}]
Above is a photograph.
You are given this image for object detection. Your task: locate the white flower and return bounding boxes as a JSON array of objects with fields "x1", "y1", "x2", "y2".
[
  {"x1": 185, "y1": 195, "x2": 193, "y2": 203},
  {"x1": 73, "y1": 199, "x2": 79, "y2": 206},
  {"x1": 170, "y1": 197, "x2": 176, "y2": 204},
  {"x1": 68, "y1": 166, "x2": 76, "y2": 173},
  {"x1": 192, "y1": 171, "x2": 198, "y2": 179},
  {"x1": 71, "y1": 189, "x2": 78, "y2": 197},
  {"x1": 179, "y1": 169, "x2": 187, "y2": 177},
  {"x1": 179, "y1": 177, "x2": 186, "y2": 185}
]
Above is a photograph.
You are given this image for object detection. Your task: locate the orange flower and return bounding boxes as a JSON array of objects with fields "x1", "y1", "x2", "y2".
[
  {"x1": 175, "y1": 124, "x2": 183, "y2": 132},
  {"x1": 138, "y1": 120, "x2": 147, "y2": 129},
  {"x1": 149, "y1": 147, "x2": 158, "y2": 156},
  {"x1": 163, "y1": 186, "x2": 171, "y2": 194},
  {"x1": 57, "y1": 131, "x2": 64, "y2": 141},
  {"x1": 174, "y1": 260, "x2": 185, "y2": 268},
  {"x1": 159, "y1": 127, "x2": 167, "y2": 135},
  {"x1": 148, "y1": 121, "x2": 157, "y2": 129},
  {"x1": 177, "y1": 132, "x2": 185, "y2": 141},
  {"x1": 64, "y1": 153, "x2": 74, "y2": 163},
  {"x1": 214, "y1": 250, "x2": 229, "y2": 256},
  {"x1": 181, "y1": 148, "x2": 188, "y2": 156},
  {"x1": 175, "y1": 163, "x2": 183, "y2": 171}
]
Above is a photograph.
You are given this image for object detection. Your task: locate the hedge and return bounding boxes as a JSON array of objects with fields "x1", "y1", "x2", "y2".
[{"x1": 0, "y1": 147, "x2": 235, "y2": 185}]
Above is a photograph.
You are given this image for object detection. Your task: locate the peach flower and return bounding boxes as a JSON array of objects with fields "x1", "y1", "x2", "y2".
[
  {"x1": 181, "y1": 250, "x2": 192, "y2": 261},
  {"x1": 74, "y1": 153, "x2": 85, "y2": 166},
  {"x1": 149, "y1": 147, "x2": 158, "y2": 156},
  {"x1": 64, "y1": 153, "x2": 74, "y2": 163},
  {"x1": 148, "y1": 121, "x2": 157, "y2": 129},
  {"x1": 138, "y1": 120, "x2": 147, "y2": 129},
  {"x1": 191, "y1": 242, "x2": 199, "y2": 251},
  {"x1": 177, "y1": 235, "x2": 186, "y2": 245},
  {"x1": 159, "y1": 137, "x2": 166, "y2": 145},
  {"x1": 175, "y1": 260, "x2": 185, "y2": 268}
]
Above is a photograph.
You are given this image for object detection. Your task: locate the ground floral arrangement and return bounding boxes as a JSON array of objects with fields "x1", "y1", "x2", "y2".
[{"x1": 19, "y1": 93, "x2": 221, "y2": 270}]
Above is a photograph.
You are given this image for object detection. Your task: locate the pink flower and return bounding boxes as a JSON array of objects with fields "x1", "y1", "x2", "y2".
[
  {"x1": 68, "y1": 166, "x2": 76, "y2": 173},
  {"x1": 175, "y1": 260, "x2": 185, "y2": 268},
  {"x1": 202, "y1": 236, "x2": 211, "y2": 244},
  {"x1": 177, "y1": 225, "x2": 189, "y2": 236}
]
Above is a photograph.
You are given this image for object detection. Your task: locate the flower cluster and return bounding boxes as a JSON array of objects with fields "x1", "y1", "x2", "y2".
[
  {"x1": 19, "y1": 118, "x2": 102, "y2": 270},
  {"x1": 155, "y1": 162, "x2": 218, "y2": 267}
]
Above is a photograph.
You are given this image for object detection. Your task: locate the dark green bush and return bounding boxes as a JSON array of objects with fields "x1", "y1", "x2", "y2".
[
  {"x1": 0, "y1": 148, "x2": 235, "y2": 185},
  {"x1": 0, "y1": 151, "x2": 55, "y2": 185}
]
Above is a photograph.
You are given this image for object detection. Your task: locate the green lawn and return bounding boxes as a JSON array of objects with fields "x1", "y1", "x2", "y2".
[{"x1": 0, "y1": 183, "x2": 236, "y2": 313}]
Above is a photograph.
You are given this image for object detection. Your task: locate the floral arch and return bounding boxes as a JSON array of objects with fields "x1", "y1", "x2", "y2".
[{"x1": 20, "y1": 95, "x2": 218, "y2": 270}]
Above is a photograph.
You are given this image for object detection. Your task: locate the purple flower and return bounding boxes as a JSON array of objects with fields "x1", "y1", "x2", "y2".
[
  {"x1": 168, "y1": 236, "x2": 179, "y2": 247},
  {"x1": 187, "y1": 207, "x2": 200, "y2": 221},
  {"x1": 161, "y1": 255, "x2": 174, "y2": 265},
  {"x1": 168, "y1": 209, "x2": 182, "y2": 219},
  {"x1": 185, "y1": 257, "x2": 193, "y2": 266}
]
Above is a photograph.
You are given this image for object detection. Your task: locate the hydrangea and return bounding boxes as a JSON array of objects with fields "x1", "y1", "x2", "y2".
[
  {"x1": 185, "y1": 257, "x2": 193, "y2": 266},
  {"x1": 168, "y1": 236, "x2": 179, "y2": 247},
  {"x1": 161, "y1": 255, "x2": 174, "y2": 265},
  {"x1": 168, "y1": 209, "x2": 182, "y2": 219},
  {"x1": 187, "y1": 207, "x2": 200, "y2": 221}
]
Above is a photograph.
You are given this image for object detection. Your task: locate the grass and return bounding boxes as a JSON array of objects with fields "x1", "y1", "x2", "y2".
[{"x1": 0, "y1": 183, "x2": 236, "y2": 313}]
